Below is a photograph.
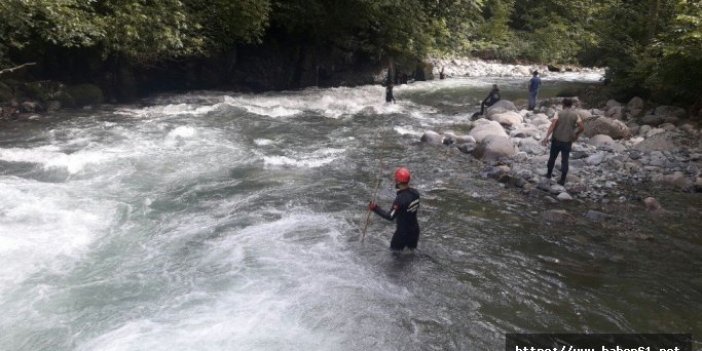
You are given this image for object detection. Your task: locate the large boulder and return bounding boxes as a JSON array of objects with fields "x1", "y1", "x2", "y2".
[
  {"x1": 588, "y1": 134, "x2": 626, "y2": 152},
  {"x1": 472, "y1": 135, "x2": 518, "y2": 161},
  {"x1": 583, "y1": 116, "x2": 630, "y2": 139},
  {"x1": 510, "y1": 125, "x2": 540, "y2": 138},
  {"x1": 627, "y1": 97, "x2": 645, "y2": 117},
  {"x1": 486, "y1": 100, "x2": 517, "y2": 117},
  {"x1": 469, "y1": 119, "x2": 508, "y2": 143},
  {"x1": 529, "y1": 113, "x2": 551, "y2": 127},
  {"x1": 633, "y1": 132, "x2": 677, "y2": 152},
  {"x1": 420, "y1": 130, "x2": 444, "y2": 145},
  {"x1": 490, "y1": 111, "x2": 523, "y2": 127},
  {"x1": 456, "y1": 135, "x2": 477, "y2": 154},
  {"x1": 640, "y1": 114, "x2": 665, "y2": 126}
]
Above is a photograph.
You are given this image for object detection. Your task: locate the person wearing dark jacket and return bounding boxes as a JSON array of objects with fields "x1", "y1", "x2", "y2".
[
  {"x1": 369, "y1": 167, "x2": 420, "y2": 251},
  {"x1": 479, "y1": 84, "x2": 500, "y2": 116}
]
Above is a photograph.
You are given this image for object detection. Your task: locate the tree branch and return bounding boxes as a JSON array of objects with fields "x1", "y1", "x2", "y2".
[{"x1": 0, "y1": 62, "x2": 36, "y2": 76}]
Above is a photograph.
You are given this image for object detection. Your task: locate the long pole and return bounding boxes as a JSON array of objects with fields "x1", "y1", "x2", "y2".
[{"x1": 361, "y1": 161, "x2": 382, "y2": 243}]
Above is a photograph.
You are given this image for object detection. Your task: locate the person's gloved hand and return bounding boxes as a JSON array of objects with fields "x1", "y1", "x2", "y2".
[{"x1": 368, "y1": 202, "x2": 378, "y2": 211}]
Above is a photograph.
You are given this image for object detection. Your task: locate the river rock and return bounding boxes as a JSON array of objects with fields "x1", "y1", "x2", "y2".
[
  {"x1": 606, "y1": 99, "x2": 623, "y2": 110},
  {"x1": 510, "y1": 125, "x2": 540, "y2": 138},
  {"x1": 420, "y1": 130, "x2": 444, "y2": 145},
  {"x1": 640, "y1": 114, "x2": 665, "y2": 126},
  {"x1": 627, "y1": 97, "x2": 645, "y2": 117},
  {"x1": 643, "y1": 197, "x2": 663, "y2": 212},
  {"x1": 472, "y1": 135, "x2": 517, "y2": 161},
  {"x1": 658, "y1": 171, "x2": 691, "y2": 189},
  {"x1": 487, "y1": 100, "x2": 517, "y2": 115},
  {"x1": 634, "y1": 132, "x2": 677, "y2": 152},
  {"x1": 455, "y1": 135, "x2": 477, "y2": 154},
  {"x1": 469, "y1": 119, "x2": 508, "y2": 143},
  {"x1": 588, "y1": 134, "x2": 625, "y2": 152},
  {"x1": 583, "y1": 117, "x2": 630, "y2": 139},
  {"x1": 530, "y1": 113, "x2": 551, "y2": 127},
  {"x1": 606, "y1": 105, "x2": 623, "y2": 119},
  {"x1": 490, "y1": 111, "x2": 523, "y2": 127},
  {"x1": 542, "y1": 209, "x2": 575, "y2": 223},
  {"x1": 695, "y1": 177, "x2": 702, "y2": 192},
  {"x1": 518, "y1": 138, "x2": 545, "y2": 155},
  {"x1": 586, "y1": 152, "x2": 606, "y2": 165},
  {"x1": 557, "y1": 192, "x2": 573, "y2": 201},
  {"x1": 659, "y1": 123, "x2": 676, "y2": 131},
  {"x1": 654, "y1": 105, "x2": 686, "y2": 119},
  {"x1": 645, "y1": 128, "x2": 665, "y2": 138},
  {"x1": 585, "y1": 210, "x2": 611, "y2": 223}
]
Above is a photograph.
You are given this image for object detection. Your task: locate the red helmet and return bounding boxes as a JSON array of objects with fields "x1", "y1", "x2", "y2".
[{"x1": 394, "y1": 167, "x2": 411, "y2": 183}]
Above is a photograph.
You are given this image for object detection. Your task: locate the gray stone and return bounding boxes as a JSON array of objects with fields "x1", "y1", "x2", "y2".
[
  {"x1": 487, "y1": 100, "x2": 517, "y2": 114},
  {"x1": 586, "y1": 152, "x2": 606, "y2": 165},
  {"x1": 640, "y1": 114, "x2": 665, "y2": 126},
  {"x1": 542, "y1": 209, "x2": 575, "y2": 223},
  {"x1": 420, "y1": 130, "x2": 444, "y2": 145},
  {"x1": 627, "y1": 97, "x2": 645, "y2": 117},
  {"x1": 583, "y1": 117, "x2": 630, "y2": 139},
  {"x1": 490, "y1": 111, "x2": 523, "y2": 127},
  {"x1": 469, "y1": 119, "x2": 509, "y2": 143},
  {"x1": 472, "y1": 135, "x2": 517, "y2": 161},
  {"x1": 585, "y1": 209, "x2": 611, "y2": 222},
  {"x1": 634, "y1": 132, "x2": 677, "y2": 152},
  {"x1": 654, "y1": 105, "x2": 686, "y2": 118},
  {"x1": 557, "y1": 192, "x2": 573, "y2": 201}
]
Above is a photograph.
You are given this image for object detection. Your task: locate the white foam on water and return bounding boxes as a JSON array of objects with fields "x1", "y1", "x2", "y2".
[
  {"x1": 114, "y1": 103, "x2": 222, "y2": 118},
  {"x1": 253, "y1": 138, "x2": 275, "y2": 146},
  {"x1": 76, "y1": 210, "x2": 411, "y2": 351},
  {"x1": 393, "y1": 126, "x2": 424, "y2": 137},
  {"x1": 0, "y1": 178, "x2": 116, "y2": 297},
  {"x1": 262, "y1": 148, "x2": 345, "y2": 168},
  {"x1": 0, "y1": 145, "x2": 114, "y2": 174}
]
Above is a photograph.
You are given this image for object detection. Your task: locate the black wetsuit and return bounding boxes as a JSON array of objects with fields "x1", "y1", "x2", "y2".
[
  {"x1": 479, "y1": 89, "x2": 500, "y2": 115},
  {"x1": 386, "y1": 86, "x2": 396, "y2": 103},
  {"x1": 373, "y1": 188, "x2": 420, "y2": 250}
]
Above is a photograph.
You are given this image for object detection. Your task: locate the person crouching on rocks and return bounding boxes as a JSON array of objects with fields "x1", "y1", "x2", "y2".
[
  {"x1": 368, "y1": 167, "x2": 420, "y2": 251},
  {"x1": 541, "y1": 98, "x2": 585, "y2": 185}
]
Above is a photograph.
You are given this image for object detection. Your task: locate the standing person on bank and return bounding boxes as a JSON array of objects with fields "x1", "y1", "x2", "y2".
[
  {"x1": 368, "y1": 167, "x2": 420, "y2": 251},
  {"x1": 541, "y1": 98, "x2": 585, "y2": 185},
  {"x1": 528, "y1": 71, "x2": 542, "y2": 110}
]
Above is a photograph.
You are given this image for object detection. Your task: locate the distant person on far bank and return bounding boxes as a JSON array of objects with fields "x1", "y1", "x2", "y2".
[
  {"x1": 541, "y1": 98, "x2": 585, "y2": 185},
  {"x1": 385, "y1": 82, "x2": 396, "y2": 103},
  {"x1": 439, "y1": 67, "x2": 446, "y2": 80},
  {"x1": 368, "y1": 167, "x2": 420, "y2": 251},
  {"x1": 479, "y1": 84, "x2": 500, "y2": 116},
  {"x1": 528, "y1": 71, "x2": 541, "y2": 110}
]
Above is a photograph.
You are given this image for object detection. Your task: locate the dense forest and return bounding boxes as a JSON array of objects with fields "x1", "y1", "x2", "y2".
[{"x1": 0, "y1": 0, "x2": 700, "y2": 110}]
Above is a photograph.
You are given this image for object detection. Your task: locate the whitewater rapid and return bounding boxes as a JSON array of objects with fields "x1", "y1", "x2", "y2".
[{"x1": 2, "y1": 74, "x2": 700, "y2": 351}]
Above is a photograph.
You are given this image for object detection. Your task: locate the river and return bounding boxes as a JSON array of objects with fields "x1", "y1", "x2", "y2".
[{"x1": 1, "y1": 75, "x2": 700, "y2": 350}]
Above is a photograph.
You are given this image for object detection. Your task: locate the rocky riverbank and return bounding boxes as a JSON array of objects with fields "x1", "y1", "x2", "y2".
[{"x1": 420, "y1": 97, "x2": 702, "y2": 205}]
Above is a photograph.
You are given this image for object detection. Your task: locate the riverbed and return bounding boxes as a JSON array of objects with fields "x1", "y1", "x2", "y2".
[{"x1": 1, "y1": 75, "x2": 700, "y2": 350}]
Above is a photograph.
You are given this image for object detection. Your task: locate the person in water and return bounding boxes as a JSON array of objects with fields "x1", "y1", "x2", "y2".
[
  {"x1": 479, "y1": 84, "x2": 500, "y2": 116},
  {"x1": 369, "y1": 167, "x2": 420, "y2": 251},
  {"x1": 385, "y1": 82, "x2": 396, "y2": 103},
  {"x1": 541, "y1": 98, "x2": 585, "y2": 185},
  {"x1": 528, "y1": 70, "x2": 542, "y2": 110}
]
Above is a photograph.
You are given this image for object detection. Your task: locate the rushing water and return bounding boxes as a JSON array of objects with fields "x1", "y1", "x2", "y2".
[{"x1": 1, "y1": 76, "x2": 700, "y2": 351}]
